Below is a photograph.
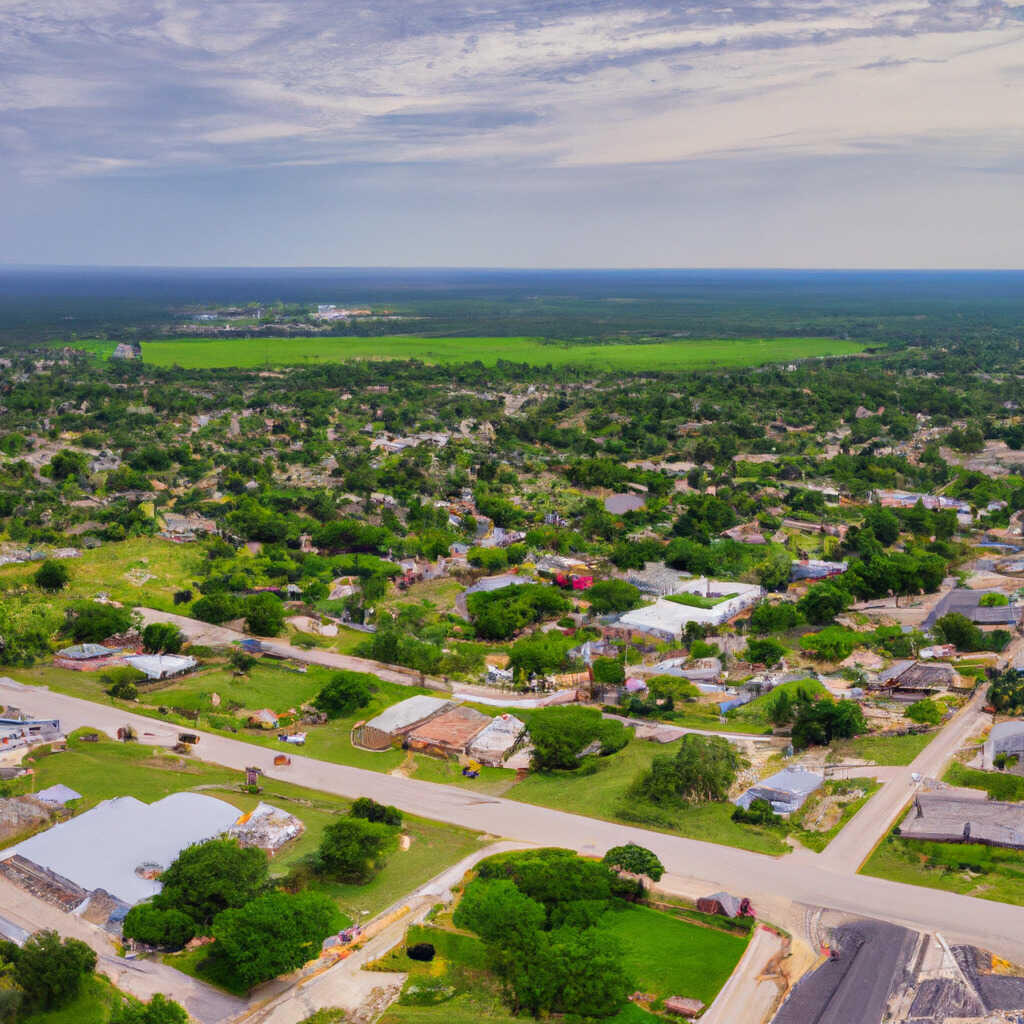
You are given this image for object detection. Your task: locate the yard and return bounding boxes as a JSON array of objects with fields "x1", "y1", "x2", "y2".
[{"x1": 831, "y1": 730, "x2": 936, "y2": 766}]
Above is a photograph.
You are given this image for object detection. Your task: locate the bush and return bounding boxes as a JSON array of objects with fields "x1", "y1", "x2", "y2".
[
  {"x1": 14, "y1": 930, "x2": 96, "y2": 1010},
  {"x1": 744, "y1": 637, "x2": 785, "y2": 667},
  {"x1": 244, "y1": 592, "x2": 285, "y2": 636},
  {"x1": 142, "y1": 622, "x2": 184, "y2": 654},
  {"x1": 350, "y1": 797, "x2": 402, "y2": 826},
  {"x1": 33, "y1": 560, "x2": 69, "y2": 593},
  {"x1": 586, "y1": 580, "x2": 642, "y2": 614},
  {"x1": 315, "y1": 816, "x2": 394, "y2": 882},
  {"x1": 528, "y1": 706, "x2": 630, "y2": 770},
  {"x1": 122, "y1": 904, "x2": 196, "y2": 950},
  {"x1": 406, "y1": 943, "x2": 435, "y2": 962},
  {"x1": 591, "y1": 657, "x2": 625, "y2": 685},
  {"x1": 313, "y1": 671, "x2": 374, "y2": 719},
  {"x1": 63, "y1": 601, "x2": 133, "y2": 643},
  {"x1": 732, "y1": 797, "x2": 783, "y2": 826},
  {"x1": 173, "y1": 589, "x2": 193, "y2": 606},
  {"x1": 107, "y1": 679, "x2": 138, "y2": 700},
  {"x1": 905, "y1": 699, "x2": 942, "y2": 725}
]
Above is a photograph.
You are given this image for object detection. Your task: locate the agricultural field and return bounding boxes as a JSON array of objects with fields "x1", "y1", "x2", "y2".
[
  {"x1": 6, "y1": 730, "x2": 486, "y2": 922},
  {"x1": 74, "y1": 334, "x2": 865, "y2": 370}
]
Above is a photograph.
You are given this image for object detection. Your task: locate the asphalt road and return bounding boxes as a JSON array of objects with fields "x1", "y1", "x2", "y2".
[
  {"x1": 820, "y1": 688, "x2": 990, "y2": 873},
  {"x1": 5, "y1": 677, "x2": 1024, "y2": 962}
]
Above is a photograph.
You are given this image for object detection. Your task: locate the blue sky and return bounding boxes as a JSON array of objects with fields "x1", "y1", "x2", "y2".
[{"x1": 2, "y1": 0, "x2": 1023, "y2": 267}]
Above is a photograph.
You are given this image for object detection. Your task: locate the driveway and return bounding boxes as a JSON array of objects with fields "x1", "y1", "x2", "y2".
[{"x1": 5, "y1": 677, "x2": 1024, "y2": 962}]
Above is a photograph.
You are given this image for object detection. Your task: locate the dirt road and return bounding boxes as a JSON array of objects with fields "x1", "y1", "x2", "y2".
[{"x1": 5, "y1": 677, "x2": 1024, "y2": 963}]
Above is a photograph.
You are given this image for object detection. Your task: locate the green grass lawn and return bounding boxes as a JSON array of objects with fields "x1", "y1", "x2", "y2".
[
  {"x1": 20, "y1": 975, "x2": 123, "y2": 1024},
  {"x1": 591, "y1": 903, "x2": 748, "y2": 1007},
  {"x1": 72, "y1": 335, "x2": 864, "y2": 371},
  {"x1": 944, "y1": 763, "x2": 1024, "y2": 801},
  {"x1": 9, "y1": 730, "x2": 486, "y2": 922},
  {"x1": 509, "y1": 740, "x2": 789, "y2": 855},
  {"x1": 861, "y1": 825, "x2": 1024, "y2": 906},
  {"x1": 833, "y1": 730, "x2": 936, "y2": 766},
  {"x1": 0, "y1": 536, "x2": 202, "y2": 613}
]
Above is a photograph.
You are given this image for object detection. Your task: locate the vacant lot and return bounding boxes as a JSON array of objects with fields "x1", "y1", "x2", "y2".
[
  {"x1": 80, "y1": 335, "x2": 865, "y2": 370},
  {"x1": 832, "y1": 730, "x2": 936, "y2": 766}
]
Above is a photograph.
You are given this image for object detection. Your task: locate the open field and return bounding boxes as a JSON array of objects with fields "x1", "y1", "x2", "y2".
[
  {"x1": 832, "y1": 730, "x2": 936, "y2": 766},
  {"x1": 7, "y1": 730, "x2": 485, "y2": 922},
  {"x1": 944, "y1": 762, "x2": 1024, "y2": 801},
  {"x1": 0, "y1": 537, "x2": 202, "y2": 613},
  {"x1": 74, "y1": 335, "x2": 865, "y2": 370}
]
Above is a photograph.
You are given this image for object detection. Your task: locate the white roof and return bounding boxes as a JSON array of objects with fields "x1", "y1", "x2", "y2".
[
  {"x1": 35, "y1": 784, "x2": 82, "y2": 805},
  {"x1": 468, "y1": 715, "x2": 525, "y2": 757},
  {"x1": 3, "y1": 793, "x2": 240, "y2": 905},
  {"x1": 124, "y1": 654, "x2": 197, "y2": 679},
  {"x1": 618, "y1": 599, "x2": 701, "y2": 633},
  {"x1": 365, "y1": 696, "x2": 452, "y2": 735}
]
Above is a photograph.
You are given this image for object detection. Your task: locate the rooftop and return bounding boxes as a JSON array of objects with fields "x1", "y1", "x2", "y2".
[{"x1": 364, "y1": 696, "x2": 453, "y2": 736}]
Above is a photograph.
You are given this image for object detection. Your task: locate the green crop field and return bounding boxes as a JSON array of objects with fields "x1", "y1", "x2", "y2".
[{"x1": 75, "y1": 335, "x2": 864, "y2": 370}]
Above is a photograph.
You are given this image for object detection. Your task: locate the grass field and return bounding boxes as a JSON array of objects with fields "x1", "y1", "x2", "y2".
[
  {"x1": 509, "y1": 738, "x2": 789, "y2": 855},
  {"x1": 832, "y1": 730, "x2": 936, "y2": 766},
  {"x1": 9, "y1": 730, "x2": 485, "y2": 922},
  {"x1": 20, "y1": 975, "x2": 124, "y2": 1024},
  {"x1": 375, "y1": 899, "x2": 745, "y2": 1024},
  {"x1": 0, "y1": 536, "x2": 202, "y2": 613},
  {"x1": 73, "y1": 335, "x2": 865, "y2": 371},
  {"x1": 944, "y1": 762, "x2": 1024, "y2": 801}
]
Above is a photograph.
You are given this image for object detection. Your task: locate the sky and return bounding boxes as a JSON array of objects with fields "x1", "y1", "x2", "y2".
[{"x1": 2, "y1": 0, "x2": 1023, "y2": 268}]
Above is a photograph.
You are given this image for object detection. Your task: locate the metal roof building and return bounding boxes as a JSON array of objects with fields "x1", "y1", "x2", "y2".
[
  {"x1": 364, "y1": 696, "x2": 453, "y2": 737},
  {"x1": 735, "y1": 767, "x2": 824, "y2": 815}
]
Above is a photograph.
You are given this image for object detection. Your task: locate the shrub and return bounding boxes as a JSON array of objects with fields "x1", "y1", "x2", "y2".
[
  {"x1": 33, "y1": 560, "x2": 69, "y2": 593},
  {"x1": 122, "y1": 904, "x2": 196, "y2": 950},
  {"x1": 142, "y1": 622, "x2": 184, "y2": 654},
  {"x1": 313, "y1": 671, "x2": 374, "y2": 719},
  {"x1": 350, "y1": 797, "x2": 402, "y2": 826},
  {"x1": 63, "y1": 601, "x2": 133, "y2": 643},
  {"x1": 528, "y1": 706, "x2": 630, "y2": 770},
  {"x1": 406, "y1": 943, "x2": 435, "y2": 962}
]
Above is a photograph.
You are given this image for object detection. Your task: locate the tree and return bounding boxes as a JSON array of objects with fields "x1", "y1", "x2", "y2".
[
  {"x1": 861, "y1": 505, "x2": 900, "y2": 545},
  {"x1": 315, "y1": 817, "x2": 393, "y2": 882},
  {"x1": 46, "y1": 449, "x2": 88, "y2": 482},
  {"x1": 62, "y1": 601, "x2": 133, "y2": 643},
  {"x1": 313, "y1": 671, "x2": 374, "y2": 719},
  {"x1": 0, "y1": 598, "x2": 62, "y2": 667},
  {"x1": 601, "y1": 843, "x2": 664, "y2": 882},
  {"x1": 453, "y1": 879, "x2": 546, "y2": 950},
  {"x1": 591, "y1": 657, "x2": 625, "y2": 685},
  {"x1": 110, "y1": 994, "x2": 189, "y2": 1024},
  {"x1": 33, "y1": 560, "x2": 69, "y2": 593},
  {"x1": 791, "y1": 698, "x2": 866, "y2": 751},
  {"x1": 244, "y1": 592, "x2": 285, "y2": 636},
  {"x1": 14, "y1": 930, "x2": 96, "y2": 1010},
  {"x1": 905, "y1": 699, "x2": 942, "y2": 726},
  {"x1": 755, "y1": 547, "x2": 791, "y2": 590},
  {"x1": 934, "y1": 612, "x2": 985, "y2": 652},
  {"x1": 797, "y1": 583, "x2": 850, "y2": 625},
  {"x1": 349, "y1": 797, "x2": 402, "y2": 826},
  {"x1": 142, "y1": 622, "x2": 184, "y2": 654},
  {"x1": 631, "y1": 733, "x2": 746, "y2": 806},
  {"x1": 586, "y1": 580, "x2": 642, "y2": 614},
  {"x1": 212, "y1": 890, "x2": 341, "y2": 990},
  {"x1": 192, "y1": 592, "x2": 242, "y2": 624},
  {"x1": 155, "y1": 838, "x2": 268, "y2": 928},
  {"x1": 744, "y1": 637, "x2": 785, "y2": 667},
  {"x1": 528, "y1": 706, "x2": 629, "y2": 770},
  {"x1": 122, "y1": 904, "x2": 196, "y2": 950},
  {"x1": 769, "y1": 689, "x2": 795, "y2": 726}
]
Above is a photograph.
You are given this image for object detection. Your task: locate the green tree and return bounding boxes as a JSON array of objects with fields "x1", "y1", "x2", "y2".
[
  {"x1": 315, "y1": 817, "x2": 393, "y2": 882},
  {"x1": 601, "y1": 843, "x2": 664, "y2": 881},
  {"x1": 631, "y1": 733, "x2": 746, "y2": 805},
  {"x1": 528, "y1": 706, "x2": 629, "y2": 770},
  {"x1": 14, "y1": 930, "x2": 96, "y2": 1010},
  {"x1": 212, "y1": 890, "x2": 341, "y2": 990},
  {"x1": 453, "y1": 879, "x2": 546, "y2": 950},
  {"x1": 591, "y1": 657, "x2": 625, "y2": 685},
  {"x1": 755, "y1": 547, "x2": 791, "y2": 590},
  {"x1": 586, "y1": 580, "x2": 642, "y2": 614},
  {"x1": 33, "y1": 560, "x2": 69, "y2": 593},
  {"x1": 797, "y1": 583, "x2": 850, "y2": 625},
  {"x1": 244, "y1": 592, "x2": 285, "y2": 636},
  {"x1": 313, "y1": 671, "x2": 374, "y2": 719},
  {"x1": 192, "y1": 592, "x2": 242, "y2": 624},
  {"x1": 744, "y1": 637, "x2": 785, "y2": 667},
  {"x1": 155, "y1": 838, "x2": 268, "y2": 928},
  {"x1": 905, "y1": 699, "x2": 942, "y2": 726},
  {"x1": 141, "y1": 622, "x2": 184, "y2": 654},
  {"x1": 62, "y1": 601, "x2": 133, "y2": 643},
  {"x1": 122, "y1": 904, "x2": 196, "y2": 950}
]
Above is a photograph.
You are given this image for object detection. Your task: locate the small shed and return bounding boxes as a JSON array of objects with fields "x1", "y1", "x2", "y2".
[
  {"x1": 735, "y1": 767, "x2": 824, "y2": 815},
  {"x1": 34, "y1": 785, "x2": 82, "y2": 806},
  {"x1": 124, "y1": 654, "x2": 197, "y2": 681},
  {"x1": 664, "y1": 996, "x2": 705, "y2": 1018},
  {"x1": 696, "y1": 892, "x2": 751, "y2": 918}
]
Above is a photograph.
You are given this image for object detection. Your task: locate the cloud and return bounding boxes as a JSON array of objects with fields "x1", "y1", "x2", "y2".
[{"x1": 0, "y1": 0, "x2": 1020, "y2": 182}]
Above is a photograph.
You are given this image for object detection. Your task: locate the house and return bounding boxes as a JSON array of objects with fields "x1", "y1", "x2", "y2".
[
  {"x1": 900, "y1": 793, "x2": 1024, "y2": 849},
  {"x1": 55, "y1": 643, "x2": 119, "y2": 661},
  {"x1": 616, "y1": 579, "x2": 762, "y2": 639},
  {"x1": 467, "y1": 714, "x2": 527, "y2": 767},
  {"x1": 984, "y1": 721, "x2": 1024, "y2": 767},
  {"x1": 407, "y1": 705, "x2": 492, "y2": 758},
  {"x1": 353, "y1": 696, "x2": 454, "y2": 750},
  {"x1": 721, "y1": 522, "x2": 767, "y2": 545},
  {"x1": 924, "y1": 589, "x2": 1021, "y2": 631},
  {"x1": 734, "y1": 767, "x2": 824, "y2": 815},
  {"x1": 874, "y1": 660, "x2": 956, "y2": 697}
]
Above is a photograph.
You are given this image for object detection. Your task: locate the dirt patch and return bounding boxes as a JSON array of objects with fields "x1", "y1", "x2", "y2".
[{"x1": 0, "y1": 796, "x2": 56, "y2": 844}]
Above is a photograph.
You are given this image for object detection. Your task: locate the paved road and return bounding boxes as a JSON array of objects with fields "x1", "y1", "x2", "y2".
[
  {"x1": 5, "y1": 677, "x2": 1024, "y2": 963},
  {"x1": 137, "y1": 608, "x2": 442, "y2": 689},
  {"x1": 820, "y1": 689, "x2": 990, "y2": 873},
  {"x1": 700, "y1": 926, "x2": 784, "y2": 1024}
]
